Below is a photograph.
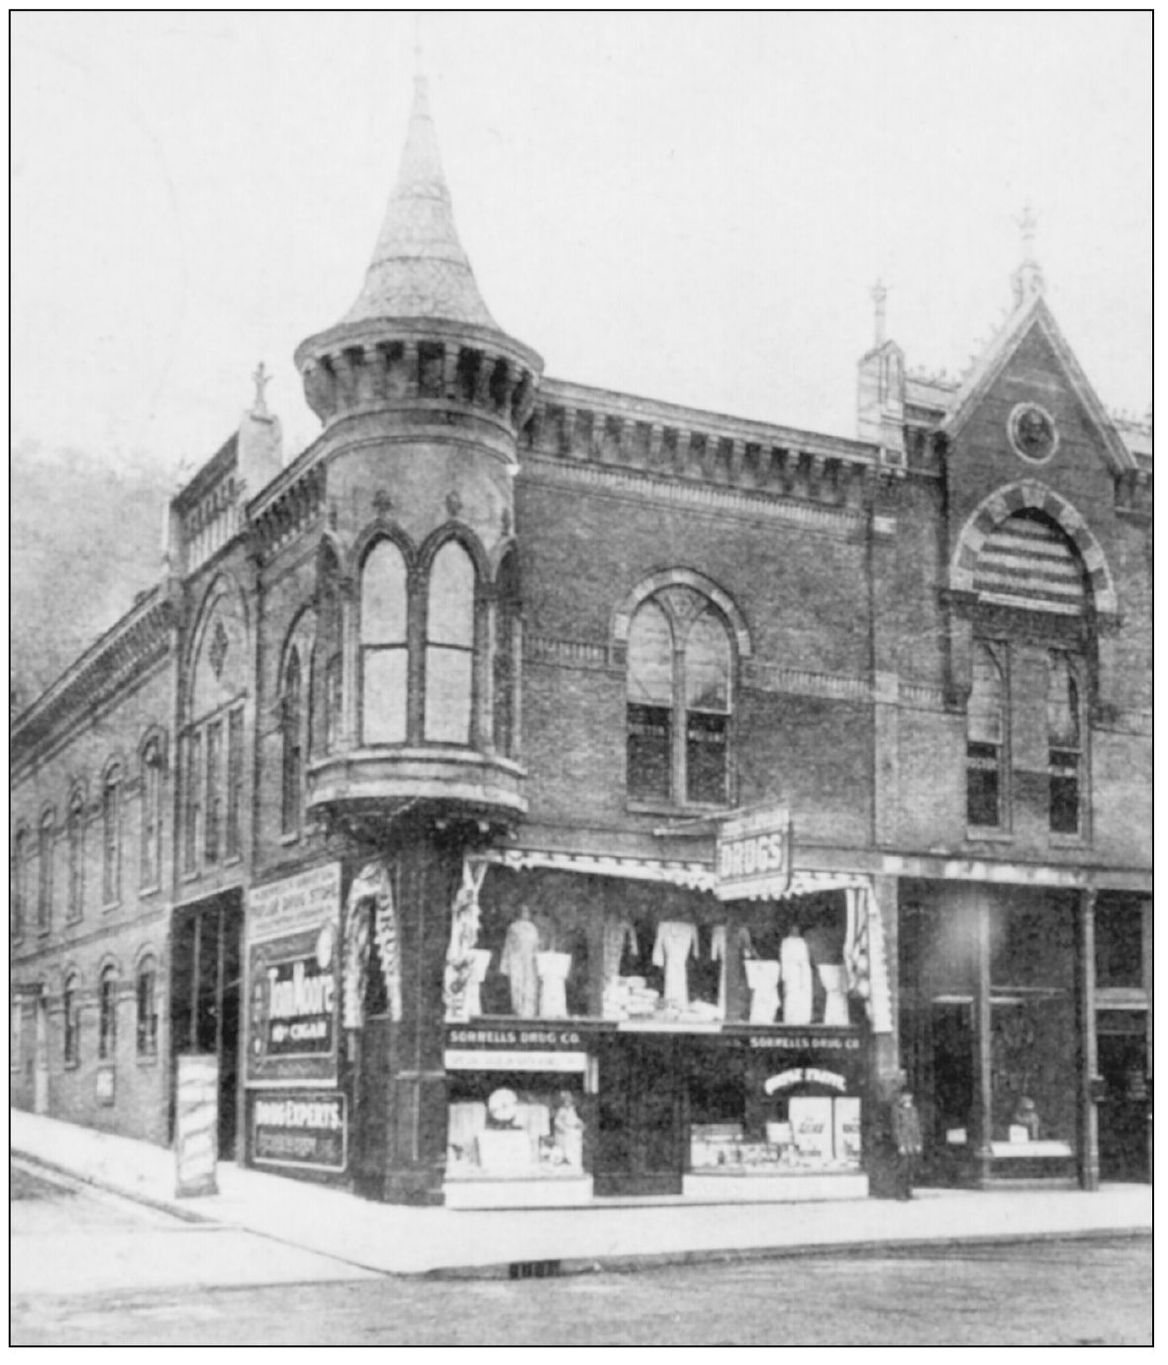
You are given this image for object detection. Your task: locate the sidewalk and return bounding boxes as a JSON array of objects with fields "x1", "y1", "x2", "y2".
[{"x1": 10, "y1": 1108, "x2": 1151, "y2": 1277}]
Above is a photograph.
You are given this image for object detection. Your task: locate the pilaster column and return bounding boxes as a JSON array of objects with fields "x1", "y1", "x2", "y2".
[
  {"x1": 338, "y1": 574, "x2": 359, "y2": 749},
  {"x1": 973, "y1": 886, "x2": 994, "y2": 1186},
  {"x1": 1078, "y1": 887, "x2": 1100, "y2": 1190}
]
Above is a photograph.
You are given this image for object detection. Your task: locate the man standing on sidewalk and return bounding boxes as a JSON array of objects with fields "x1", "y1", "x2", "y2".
[{"x1": 891, "y1": 1087, "x2": 923, "y2": 1200}]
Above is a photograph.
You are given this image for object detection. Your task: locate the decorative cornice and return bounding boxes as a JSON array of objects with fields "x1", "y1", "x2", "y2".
[
  {"x1": 521, "y1": 452, "x2": 867, "y2": 535},
  {"x1": 742, "y1": 661, "x2": 871, "y2": 702},
  {"x1": 12, "y1": 592, "x2": 174, "y2": 768},
  {"x1": 252, "y1": 464, "x2": 327, "y2": 562},
  {"x1": 526, "y1": 635, "x2": 610, "y2": 670}
]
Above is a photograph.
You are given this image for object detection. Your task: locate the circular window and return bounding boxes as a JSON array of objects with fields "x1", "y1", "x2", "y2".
[{"x1": 1008, "y1": 402, "x2": 1059, "y2": 464}]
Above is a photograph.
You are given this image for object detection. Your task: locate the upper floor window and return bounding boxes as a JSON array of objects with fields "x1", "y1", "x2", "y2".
[
  {"x1": 98, "y1": 965, "x2": 118, "y2": 1061},
  {"x1": 37, "y1": 811, "x2": 54, "y2": 932},
  {"x1": 226, "y1": 708, "x2": 244, "y2": 860},
  {"x1": 183, "y1": 730, "x2": 203, "y2": 875},
  {"x1": 1047, "y1": 651, "x2": 1082, "y2": 835},
  {"x1": 67, "y1": 792, "x2": 85, "y2": 922},
  {"x1": 360, "y1": 540, "x2": 408, "y2": 744},
  {"x1": 12, "y1": 828, "x2": 28, "y2": 941},
  {"x1": 627, "y1": 590, "x2": 733, "y2": 806},
  {"x1": 323, "y1": 654, "x2": 343, "y2": 754},
  {"x1": 205, "y1": 720, "x2": 224, "y2": 862},
  {"x1": 493, "y1": 551, "x2": 521, "y2": 759},
  {"x1": 63, "y1": 973, "x2": 80, "y2": 1065},
  {"x1": 967, "y1": 642, "x2": 1006, "y2": 828},
  {"x1": 281, "y1": 649, "x2": 304, "y2": 836},
  {"x1": 140, "y1": 740, "x2": 164, "y2": 890},
  {"x1": 425, "y1": 541, "x2": 476, "y2": 744},
  {"x1": 136, "y1": 955, "x2": 159, "y2": 1058},
  {"x1": 102, "y1": 767, "x2": 123, "y2": 905}
]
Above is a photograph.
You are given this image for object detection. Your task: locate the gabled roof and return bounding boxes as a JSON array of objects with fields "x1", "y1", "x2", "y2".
[
  {"x1": 940, "y1": 291, "x2": 1137, "y2": 474},
  {"x1": 341, "y1": 76, "x2": 498, "y2": 331}
]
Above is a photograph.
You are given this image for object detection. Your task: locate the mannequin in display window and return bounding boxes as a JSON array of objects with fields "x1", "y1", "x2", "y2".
[
  {"x1": 653, "y1": 919, "x2": 699, "y2": 1008},
  {"x1": 552, "y1": 1091, "x2": 585, "y2": 1170},
  {"x1": 500, "y1": 907, "x2": 541, "y2": 1018},
  {"x1": 816, "y1": 963, "x2": 849, "y2": 1025},
  {"x1": 536, "y1": 949, "x2": 572, "y2": 1019},
  {"x1": 744, "y1": 958, "x2": 781, "y2": 1023},
  {"x1": 780, "y1": 924, "x2": 813, "y2": 1025}
]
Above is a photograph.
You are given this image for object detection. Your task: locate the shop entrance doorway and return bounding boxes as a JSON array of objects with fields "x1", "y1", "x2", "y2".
[
  {"x1": 594, "y1": 1036, "x2": 686, "y2": 1196},
  {"x1": 1097, "y1": 1013, "x2": 1150, "y2": 1182},
  {"x1": 170, "y1": 891, "x2": 242, "y2": 1159}
]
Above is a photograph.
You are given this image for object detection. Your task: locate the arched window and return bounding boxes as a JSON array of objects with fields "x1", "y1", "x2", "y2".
[
  {"x1": 493, "y1": 551, "x2": 522, "y2": 758},
  {"x1": 627, "y1": 590, "x2": 733, "y2": 805},
  {"x1": 281, "y1": 649, "x2": 304, "y2": 836},
  {"x1": 37, "y1": 811, "x2": 54, "y2": 932},
  {"x1": 102, "y1": 767, "x2": 123, "y2": 905},
  {"x1": 360, "y1": 541, "x2": 408, "y2": 744},
  {"x1": 967, "y1": 642, "x2": 1006, "y2": 828},
  {"x1": 136, "y1": 955, "x2": 159, "y2": 1058},
  {"x1": 141, "y1": 740, "x2": 164, "y2": 889},
  {"x1": 12, "y1": 828, "x2": 28, "y2": 941},
  {"x1": 98, "y1": 965, "x2": 118, "y2": 1061},
  {"x1": 1048, "y1": 651, "x2": 1082, "y2": 835},
  {"x1": 67, "y1": 792, "x2": 85, "y2": 922},
  {"x1": 63, "y1": 973, "x2": 80, "y2": 1065},
  {"x1": 425, "y1": 541, "x2": 476, "y2": 743}
]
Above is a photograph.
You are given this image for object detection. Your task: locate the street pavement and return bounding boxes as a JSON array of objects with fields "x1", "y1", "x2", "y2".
[{"x1": 10, "y1": 1166, "x2": 1151, "y2": 1345}]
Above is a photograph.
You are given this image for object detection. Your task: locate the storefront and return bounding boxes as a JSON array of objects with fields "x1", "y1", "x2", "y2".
[{"x1": 426, "y1": 809, "x2": 893, "y2": 1208}]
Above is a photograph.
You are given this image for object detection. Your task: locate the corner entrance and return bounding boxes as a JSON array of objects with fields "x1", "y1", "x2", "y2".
[{"x1": 594, "y1": 1036, "x2": 686, "y2": 1197}]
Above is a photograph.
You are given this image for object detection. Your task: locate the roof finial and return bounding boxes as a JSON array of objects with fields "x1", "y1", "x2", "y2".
[
  {"x1": 251, "y1": 361, "x2": 271, "y2": 417},
  {"x1": 871, "y1": 279, "x2": 888, "y2": 347},
  {"x1": 1011, "y1": 201, "x2": 1044, "y2": 306}
]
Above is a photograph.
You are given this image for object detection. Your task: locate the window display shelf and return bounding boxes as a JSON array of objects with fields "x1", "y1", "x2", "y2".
[{"x1": 990, "y1": 1140, "x2": 1074, "y2": 1159}]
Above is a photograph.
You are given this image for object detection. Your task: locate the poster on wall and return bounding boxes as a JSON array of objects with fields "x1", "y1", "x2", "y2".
[
  {"x1": 250, "y1": 1090, "x2": 347, "y2": 1173},
  {"x1": 174, "y1": 1053, "x2": 219, "y2": 1197},
  {"x1": 246, "y1": 863, "x2": 342, "y2": 1086}
]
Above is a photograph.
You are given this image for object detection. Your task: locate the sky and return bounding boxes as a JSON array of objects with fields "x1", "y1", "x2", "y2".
[{"x1": 11, "y1": 12, "x2": 1152, "y2": 482}]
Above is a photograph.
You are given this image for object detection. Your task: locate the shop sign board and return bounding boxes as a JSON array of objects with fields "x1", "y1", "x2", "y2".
[
  {"x1": 251, "y1": 1091, "x2": 347, "y2": 1172},
  {"x1": 246, "y1": 864, "x2": 342, "y2": 1087},
  {"x1": 446, "y1": 1026, "x2": 589, "y2": 1049},
  {"x1": 445, "y1": 1049, "x2": 589, "y2": 1073},
  {"x1": 715, "y1": 806, "x2": 791, "y2": 901},
  {"x1": 174, "y1": 1053, "x2": 219, "y2": 1197}
]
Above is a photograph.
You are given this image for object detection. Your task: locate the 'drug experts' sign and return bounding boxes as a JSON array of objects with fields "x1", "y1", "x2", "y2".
[
  {"x1": 250, "y1": 1091, "x2": 347, "y2": 1173},
  {"x1": 715, "y1": 806, "x2": 791, "y2": 901},
  {"x1": 246, "y1": 864, "x2": 341, "y2": 1087}
]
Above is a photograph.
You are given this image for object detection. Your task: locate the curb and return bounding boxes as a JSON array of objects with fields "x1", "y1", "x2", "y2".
[
  {"x1": 11, "y1": 1150, "x2": 216, "y2": 1227},
  {"x1": 426, "y1": 1225, "x2": 1153, "y2": 1280}
]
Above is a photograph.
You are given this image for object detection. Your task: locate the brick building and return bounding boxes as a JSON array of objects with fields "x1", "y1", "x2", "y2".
[{"x1": 11, "y1": 79, "x2": 1151, "y2": 1205}]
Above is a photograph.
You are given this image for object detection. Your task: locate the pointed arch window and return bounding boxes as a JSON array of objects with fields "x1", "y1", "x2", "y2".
[
  {"x1": 63, "y1": 972, "x2": 80, "y2": 1066},
  {"x1": 98, "y1": 965, "x2": 118, "y2": 1061},
  {"x1": 425, "y1": 541, "x2": 476, "y2": 744},
  {"x1": 12, "y1": 828, "x2": 28, "y2": 941},
  {"x1": 136, "y1": 955, "x2": 159, "y2": 1058},
  {"x1": 37, "y1": 811, "x2": 54, "y2": 932},
  {"x1": 1048, "y1": 651, "x2": 1082, "y2": 835},
  {"x1": 360, "y1": 541, "x2": 409, "y2": 744},
  {"x1": 141, "y1": 741, "x2": 164, "y2": 890},
  {"x1": 967, "y1": 642, "x2": 1006, "y2": 828},
  {"x1": 67, "y1": 792, "x2": 85, "y2": 922},
  {"x1": 627, "y1": 591, "x2": 733, "y2": 806},
  {"x1": 493, "y1": 551, "x2": 522, "y2": 758},
  {"x1": 280, "y1": 649, "x2": 304, "y2": 836},
  {"x1": 102, "y1": 767, "x2": 123, "y2": 905}
]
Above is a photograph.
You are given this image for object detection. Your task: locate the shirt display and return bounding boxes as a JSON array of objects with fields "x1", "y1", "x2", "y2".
[
  {"x1": 653, "y1": 920, "x2": 699, "y2": 1008},
  {"x1": 780, "y1": 929, "x2": 813, "y2": 1025},
  {"x1": 817, "y1": 963, "x2": 848, "y2": 1026},
  {"x1": 745, "y1": 958, "x2": 781, "y2": 1023},
  {"x1": 500, "y1": 913, "x2": 541, "y2": 1017},
  {"x1": 536, "y1": 951, "x2": 572, "y2": 1019}
]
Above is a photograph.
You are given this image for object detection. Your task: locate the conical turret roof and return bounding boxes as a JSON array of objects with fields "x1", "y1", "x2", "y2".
[{"x1": 342, "y1": 76, "x2": 499, "y2": 330}]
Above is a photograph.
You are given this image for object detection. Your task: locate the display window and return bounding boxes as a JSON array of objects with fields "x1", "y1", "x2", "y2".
[
  {"x1": 446, "y1": 1072, "x2": 589, "y2": 1180},
  {"x1": 455, "y1": 869, "x2": 859, "y2": 1030}
]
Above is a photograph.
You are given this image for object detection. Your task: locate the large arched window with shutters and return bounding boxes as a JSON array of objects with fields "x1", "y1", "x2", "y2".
[
  {"x1": 967, "y1": 642, "x2": 1007, "y2": 829},
  {"x1": 360, "y1": 540, "x2": 409, "y2": 745},
  {"x1": 627, "y1": 589, "x2": 733, "y2": 806},
  {"x1": 425, "y1": 541, "x2": 476, "y2": 744}
]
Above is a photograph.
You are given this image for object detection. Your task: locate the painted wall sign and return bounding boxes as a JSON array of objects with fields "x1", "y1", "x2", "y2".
[
  {"x1": 715, "y1": 806, "x2": 792, "y2": 901},
  {"x1": 744, "y1": 1031, "x2": 861, "y2": 1051},
  {"x1": 251, "y1": 1091, "x2": 347, "y2": 1172},
  {"x1": 246, "y1": 864, "x2": 342, "y2": 1087},
  {"x1": 446, "y1": 1027, "x2": 587, "y2": 1050},
  {"x1": 764, "y1": 1066, "x2": 848, "y2": 1094},
  {"x1": 174, "y1": 1053, "x2": 219, "y2": 1197},
  {"x1": 247, "y1": 863, "x2": 342, "y2": 944},
  {"x1": 444, "y1": 1049, "x2": 589, "y2": 1073}
]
